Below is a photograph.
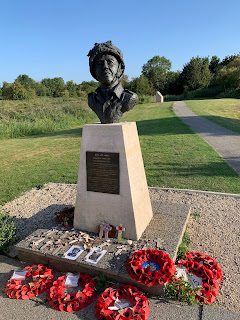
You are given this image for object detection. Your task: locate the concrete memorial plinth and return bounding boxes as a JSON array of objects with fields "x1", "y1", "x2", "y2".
[
  {"x1": 74, "y1": 122, "x2": 153, "y2": 240},
  {"x1": 156, "y1": 91, "x2": 164, "y2": 103}
]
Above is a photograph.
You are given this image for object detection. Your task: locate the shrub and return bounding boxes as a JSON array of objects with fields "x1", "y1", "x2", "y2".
[
  {"x1": 0, "y1": 212, "x2": 17, "y2": 253},
  {"x1": 137, "y1": 95, "x2": 155, "y2": 104}
]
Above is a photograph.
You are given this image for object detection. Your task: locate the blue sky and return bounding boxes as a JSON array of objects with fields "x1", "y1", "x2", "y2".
[{"x1": 1, "y1": 0, "x2": 239, "y2": 84}]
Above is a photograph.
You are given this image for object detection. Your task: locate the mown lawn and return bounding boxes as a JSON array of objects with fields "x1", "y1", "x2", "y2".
[
  {"x1": 185, "y1": 99, "x2": 240, "y2": 134},
  {"x1": 0, "y1": 101, "x2": 239, "y2": 206}
]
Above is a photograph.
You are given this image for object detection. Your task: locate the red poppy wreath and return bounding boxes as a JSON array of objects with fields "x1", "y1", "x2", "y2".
[
  {"x1": 95, "y1": 284, "x2": 150, "y2": 320},
  {"x1": 177, "y1": 252, "x2": 222, "y2": 304},
  {"x1": 47, "y1": 273, "x2": 96, "y2": 312},
  {"x1": 127, "y1": 249, "x2": 176, "y2": 286},
  {"x1": 5, "y1": 264, "x2": 54, "y2": 299}
]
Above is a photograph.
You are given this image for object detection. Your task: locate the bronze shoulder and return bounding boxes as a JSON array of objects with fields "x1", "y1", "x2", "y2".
[{"x1": 121, "y1": 89, "x2": 138, "y2": 112}]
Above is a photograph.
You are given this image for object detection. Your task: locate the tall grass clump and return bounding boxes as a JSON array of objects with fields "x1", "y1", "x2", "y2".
[
  {"x1": 0, "y1": 97, "x2": 96, "y2": 139},
  {"x1": 137, "y1": 95, "x2": 155, "y2": 104}
]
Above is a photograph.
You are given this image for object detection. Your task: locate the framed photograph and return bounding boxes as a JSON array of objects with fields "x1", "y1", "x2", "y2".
[
  {"x1": 64, "y1": 245, "x2": 84, "y2": 260},
  {"x1": 85, "y1": 247, "x2": 106, "y2": 264}
]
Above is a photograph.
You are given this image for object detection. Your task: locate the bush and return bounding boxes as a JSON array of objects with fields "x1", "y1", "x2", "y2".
[
  {"x1": 0, "y1": 212, "x2": 17, "y2": 253},
  {"x1": 164, "y1": 94, "x2": 184, "y2": 101},
  {"x1": 137, "y1": 95, "x2": 155, "y2": 104},
  {"x1": 217, "y1": 88, "x2": 240, "y2": 99}
]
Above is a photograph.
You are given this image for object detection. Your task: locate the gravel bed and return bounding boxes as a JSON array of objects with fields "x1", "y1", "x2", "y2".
[{"x1": 2, "y1": 183, "x2": 240, "y2": 313}]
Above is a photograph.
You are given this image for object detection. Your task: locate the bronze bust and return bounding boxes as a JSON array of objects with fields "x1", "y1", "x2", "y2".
[{"x1": 87, "y1": 41, "x2": 138, "y2": 124}]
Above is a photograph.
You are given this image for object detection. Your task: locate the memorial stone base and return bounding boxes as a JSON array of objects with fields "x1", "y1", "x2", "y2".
[
  {"x1": 15, "y1": 200, "x2": 191, "y2": 296},
  {"x1": 74, "y1": 122, "x2": 153, "y2": 240}
]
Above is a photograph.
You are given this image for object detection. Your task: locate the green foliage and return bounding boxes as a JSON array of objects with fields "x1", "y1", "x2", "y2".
[
  {"x1": 181, "y1": 56, "x2": 212, "y2": 91},
  {"x1": 220, "y1": 53, "x2": 240, "y2": 67},
  {"x1": 215, "y1": 57, "x2": 240, "y2": 91},
  {"x1": 176, "y1": 230, "x2": 191, "y2": 262},
  {"x1": 217, "y1": 88, "x2": 240, "y2": 99},
  {"x1": 165, "y1": 71, "x2": 183, "y2": 95},
  {"x1": 165, "y1": 276, "x2": 200, "y2": 305},
  {"x1": 41, "y1": 77, "x2": 65, "y2": 97},
  {"x1": 129, "y1": 75, "x2": 153, "y2": 95},
  {"x1": 142, "y1": 55, "x2": 172, "y2": 91},
  {"x1": 184, "y1": 87, "x2": 221, "y2": 99},
  {"x1": 2, "y1": 81, "x2": 36, "y2": 100},
  {"x1": 66, "y1": 80, "x2": 78, "y2": 97},
  {"x1": 79, "y1": 81, "x2": 99, "y2": 95},
  {"x1": 191, "y1": 212, "x2": 201, "y2": 218},
  {"x1": 93, "y1": 273, "x2": 118, "y2": 293},
  {"x1": 137, "y1": 95, "x2": 154, "y2": 104},
  {"x1": 0, "y1": 97, "x2": 96, "y2": 139},
  {"x1": 16, "y1": 74, "x2": 36, "y2": 89},
  {"x1": 209, "y1": 55, "x2": 220, "y2": 75},
  {"x1": 0, "y1": 212, "x2": 17, "y2": 253}
]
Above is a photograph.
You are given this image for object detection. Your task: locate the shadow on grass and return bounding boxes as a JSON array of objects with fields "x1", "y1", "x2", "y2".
[
  {"x1": 25, "y1": 127, "x2": 83, "y2": 139},
  {"x1": 25, "y1": 118, "x2": 194, "y2": 139},
  {"x1": 147, "y1": 160, "x2": 239, "y2": 177},
  {"x1": 198, "y1": 115, "x2": 240, "y2": 134}
]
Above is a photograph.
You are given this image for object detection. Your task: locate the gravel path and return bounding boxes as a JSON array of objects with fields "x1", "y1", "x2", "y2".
[
  {"x1": 2, "y1": 183, "x2": 240, "y2": 313},
  {"x1": 173, "y1": 101, "x2": 240, "y2": 175}
]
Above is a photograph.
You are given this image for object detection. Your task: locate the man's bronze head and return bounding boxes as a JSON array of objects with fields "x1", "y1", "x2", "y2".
[{"x1": 88, "y1": 41, "x2": 125, "y2": 87}]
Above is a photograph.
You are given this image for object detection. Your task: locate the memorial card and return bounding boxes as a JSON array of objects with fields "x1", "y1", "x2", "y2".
[{"x1": 64, "y1": 245, "x2": 84, "y2": 260}]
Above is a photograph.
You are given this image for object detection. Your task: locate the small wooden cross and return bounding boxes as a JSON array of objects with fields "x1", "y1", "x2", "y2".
[
  {"x1": 104, "y1": 224, "x2": 112, "y2": 240},
  {"x1": 116, "y1": 224, "x2": 126, "y2": 243},
  {"x1": 99, "y1": 221, "x2": 105, "y2": 238},
  {"x1": 115, "y1": 246, "x2": 127, "y2": 256}
]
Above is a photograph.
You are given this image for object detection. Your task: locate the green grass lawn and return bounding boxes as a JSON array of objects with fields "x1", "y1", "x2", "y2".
[
  {"x1": 0, "y1": 101, "x2": 239, "y2": 206},
  {"x1": 185, "y1": 99, "x2": 240, "y2": 134}
]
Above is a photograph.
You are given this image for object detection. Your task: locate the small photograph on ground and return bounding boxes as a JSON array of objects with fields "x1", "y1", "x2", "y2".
[{"x1": 64, "y1": 245, "x2": 84, "y2": 260}]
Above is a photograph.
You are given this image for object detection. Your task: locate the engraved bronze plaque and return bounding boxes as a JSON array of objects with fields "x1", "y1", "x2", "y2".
[{"x1": 86, "y1": 151, "x2": 119, "y2": 194}]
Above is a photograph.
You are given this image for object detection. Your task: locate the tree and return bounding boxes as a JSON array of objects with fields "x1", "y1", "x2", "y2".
[
  {"x1": 209, "y1": 56, "x2": 220, "y2": 75},
  {"x1": 79, "y1": 81, "x2": 99, "y2": 94},
  {"x1": 142, "y1": 56, "x2": 172, "y2": 91},
  {"x1": 120, "y1": 74, "x2": 130, "y2": 89},
  {"x1": 220, "y1": 53, "x2": 240, "y2": 67},
  {"x1": 15, "y1": 74, "x2": 36, "y2": 89},
  {"x1": 180, "y1": 57, "x2": 212, "y2": 91},
  {"x1": 129, "y1": 75, "x2": 153, "y2": 95},
  {"x1": 165, "y1": 71, "x2": 183, "y2": 95},
  {"x1": 2, "y1": 81, "x2": 36, "y2": 100},
  {"x1": 41, "y1": 77, "x2": 65, "y2": 97},
  {"x1": 66, "y1": 80, "x2": 78, "y2": 97},
  {"x1": 215, "y1": 57, "x2": 240, "y2": 90}
]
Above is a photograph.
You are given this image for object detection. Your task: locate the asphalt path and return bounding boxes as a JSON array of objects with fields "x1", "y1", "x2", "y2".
[{"x1": 173, "y1": 101, "x2": 240, "y2": 175}]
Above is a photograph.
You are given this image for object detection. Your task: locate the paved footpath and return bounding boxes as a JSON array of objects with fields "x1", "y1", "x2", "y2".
[
  {"x1": 173, "y1": 101, "x2": 240, "y2": 175},
  {"x1": 1, "y1": 255, "x2": 239, "y2": 320}
]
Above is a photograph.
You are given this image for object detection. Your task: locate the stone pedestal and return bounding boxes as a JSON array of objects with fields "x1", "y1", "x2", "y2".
[
  {"x1": 156, "y1": 91, "x2": 164, "y2": 103},
  {"x1": 74, "y1": 122, "x2": 153, "y2": 240}
]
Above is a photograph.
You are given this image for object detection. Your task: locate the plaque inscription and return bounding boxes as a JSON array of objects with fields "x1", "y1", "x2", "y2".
[{"x1": 86, "y1": 151, "x2": 119, "y2": 194}]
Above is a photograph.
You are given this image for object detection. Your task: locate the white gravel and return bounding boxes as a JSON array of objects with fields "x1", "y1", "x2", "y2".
[{"x1": 2, "y1": 183, "x2": 240, "y2": 313}]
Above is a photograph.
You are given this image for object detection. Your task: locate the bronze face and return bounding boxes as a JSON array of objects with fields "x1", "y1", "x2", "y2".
[{"x1": 94, "y1": 53, "x2": 119, "y2": 88}]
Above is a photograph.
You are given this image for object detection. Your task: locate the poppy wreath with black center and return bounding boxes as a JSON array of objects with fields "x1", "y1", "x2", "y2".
[
  {"x1": 5, "y1": 264, "x2": 54, "y2": 299},
  {"x1": 127, "y1": 249, "x2": 176, "y2": 287},
  {"x1": 95, "y1": 284, "x2": 150, "y2": 320},
  {"x1": 47, "y1": 273, "x2": 96, "y2": 312}
]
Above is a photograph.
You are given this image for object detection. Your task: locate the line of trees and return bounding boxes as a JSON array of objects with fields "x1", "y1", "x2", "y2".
[
  {"x1": 0, "y1": 52, "x2": 239, "y2": 100},
  {"x1": 124, "y1": 53, "x2": 240, "y2": 97},
  {"x1": 0, "y1": 75, "x2": 99, "y2": 100}
]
